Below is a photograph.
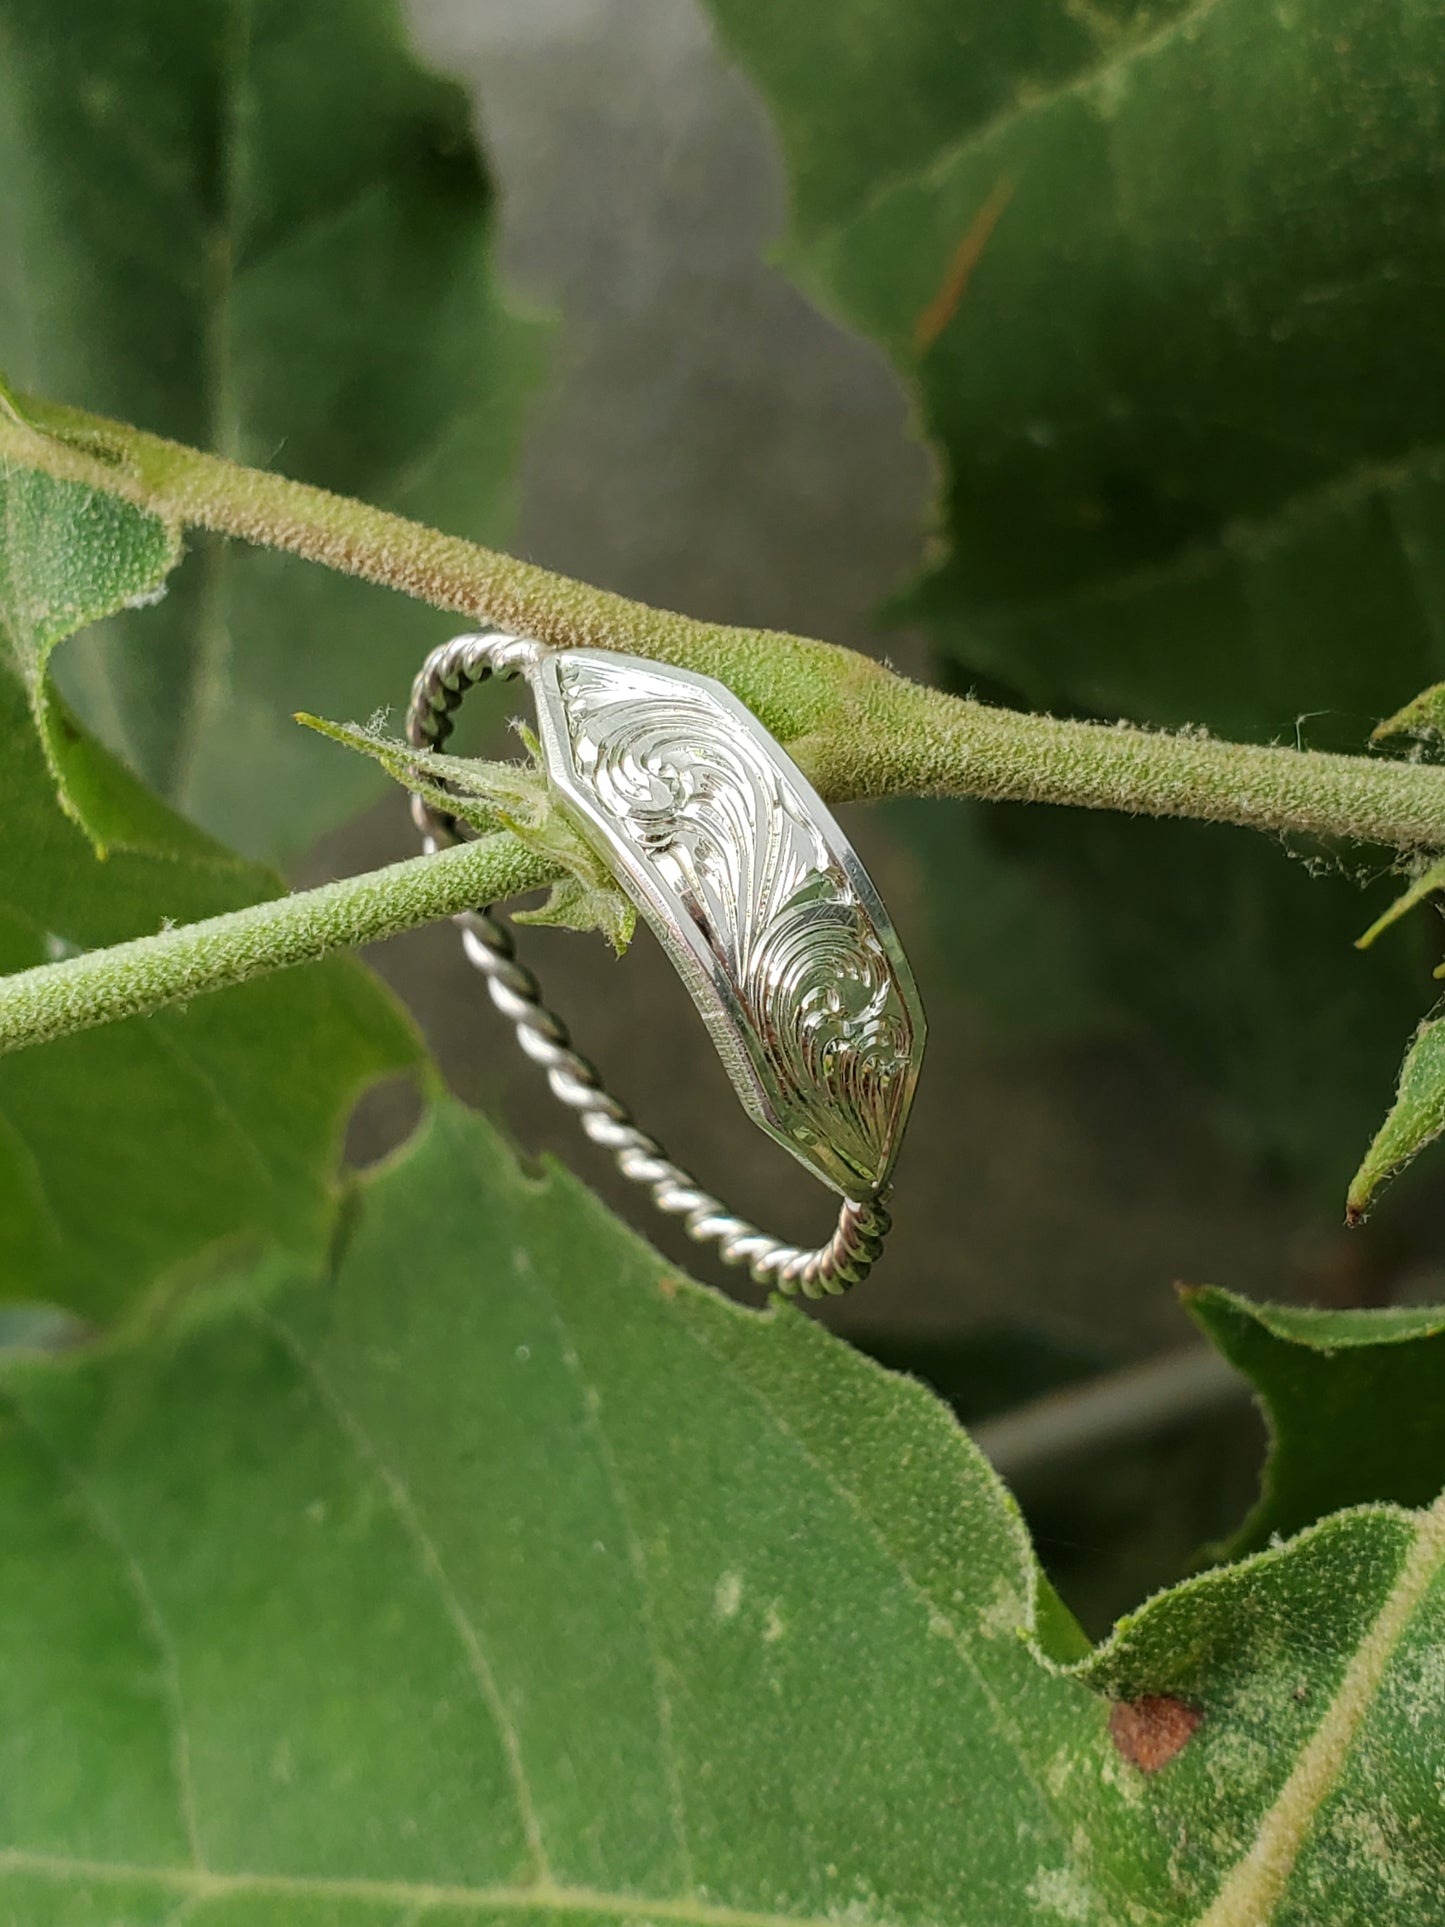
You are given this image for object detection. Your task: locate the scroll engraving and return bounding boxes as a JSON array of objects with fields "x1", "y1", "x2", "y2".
[{"x1": 540, "y1": 654, "x2": 922, "y2": 1195}]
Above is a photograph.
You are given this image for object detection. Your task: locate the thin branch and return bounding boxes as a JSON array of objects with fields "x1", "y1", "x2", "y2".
[
  {"x1": 971, "y1": 1346, "x2": 1249, "y2": 1486},
  {"x1": 0, "y1": 834, "x2": 559, "y2": 1056},
  {"x1": 6, "y1": 395, "x2": 1445, "y2": 853}
]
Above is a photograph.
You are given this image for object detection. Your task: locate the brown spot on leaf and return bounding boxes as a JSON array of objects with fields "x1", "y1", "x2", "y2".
[
  {"x1": 1109, "y1": 1695, "x2": 1202, "y2": 1772},
  {"x1": 913, "y1": 178, "x2": 1014, "y2": 354},
  {"x1": 657, "y1": 1275, "x2": 678, "y2": 1299}
]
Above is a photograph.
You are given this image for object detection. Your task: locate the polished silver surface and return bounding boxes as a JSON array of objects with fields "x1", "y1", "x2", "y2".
[
  {"x1": 406, "y1": 628, "x2": 925, "y2": 1295},
  {"x1": 532, "y1": 649, "x2": 924, "y2": 1197}
]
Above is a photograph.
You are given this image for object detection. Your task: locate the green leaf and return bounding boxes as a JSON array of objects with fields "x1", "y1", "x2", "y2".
[
  {"x1": 4, "y1": 1100, "x2": 1445, "y2": 1920},
  {"x1": 1082, "y1": 1498, "x2": 1445, "y2": 1924},
  {"x1": 0, "y1": 470, "x2": 421, "y2": 1323},
  {"x1": 0, "y1": 0, "x2": 543, "y2": 859},
  {"x1": 0, "y1": 462, "x2": 180, "y2": 834},
  {"x1": 705, "y1": 0, "x2": 1445, "y2": 1185},
  {"x1": 1355, "y1": 854, "x2": 1445, "y2": 951},
  {"x1": 0, "y1": 657, "x2": 422, "y2": 1325},
  {"x1": 301, "y1": 713, "x2": 637, "y2": 951},
  {"x1": 1186, "y1": 1286, "x2": 1445, "y2": 1556},
  {"x1": 720, "y1": 0, "x2": 1445, "y2": 667},
  {"x1": 1373, "y1": 682, "x2": 1445, "y2": 750},
  {"x1": 947, "y1": 799, "x2": 1430, "y2": 1183},
  {"x1": 1346, "y1": 1004, "x2": 1445, "y2": 1221}
]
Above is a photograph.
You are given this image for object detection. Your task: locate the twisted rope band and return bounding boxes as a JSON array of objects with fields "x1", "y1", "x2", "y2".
[{"x1": 406, "y1": 629, "x2": 892, "y2": 1297}]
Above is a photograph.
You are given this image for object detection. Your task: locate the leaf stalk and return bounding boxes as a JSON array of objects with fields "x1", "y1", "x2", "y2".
[{"x1": 0, "y1": 834, "x2": 558, "y2": 1055}]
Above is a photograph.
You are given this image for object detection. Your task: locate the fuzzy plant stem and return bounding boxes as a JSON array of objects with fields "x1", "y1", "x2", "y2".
[
  {"x1": 0, "y1": 834, "x2": 556, "y2": 1056},
  {"x1": 8, "y1": 395, "x2": 1445, "y2": 850},
  {"x1": 7, "y1": 392, "x2": 1445, "y2": 1057}
]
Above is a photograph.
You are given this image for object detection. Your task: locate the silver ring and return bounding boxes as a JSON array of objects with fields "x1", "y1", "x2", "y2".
[{"x1": 406, "y1": 630, "x2": 926, "y2": 1297}]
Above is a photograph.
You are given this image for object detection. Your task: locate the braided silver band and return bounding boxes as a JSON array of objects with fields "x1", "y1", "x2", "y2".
[{"x1": 407, "y1": 629, "x2": 921, "y2": 1297}]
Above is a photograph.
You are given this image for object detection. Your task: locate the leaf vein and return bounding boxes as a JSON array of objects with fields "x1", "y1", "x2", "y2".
[
  {"x1": 0, "y1": 1391, "x2": 205, "y2": 1869},
  {"x1": 970, "y1": 429, "x2": 1445, "y2": 636},
  {"x1": 170, "y1": 0, "x2": 249, "y2": 816},
  {"x1": 531, "y1": 1276, "x2": 698, "y2": 1890},
  {"x1": 0, "y1": 1849, "x2": 890, "y2": 1927},
  {"x1": 0, "y1": 1092, "x2": 66, "y2": 1259},
  {"x1": 1197, "y1": 1490, "x2": 1445, "y2": 1924},
  {"x1": 809, "y1": 0, "x2": 1230, "y2": 256},
  {"x1": 664, "y1": 1313, "x2": 1091, "y2": 1879},
  {"x1": 257, "y1": 1308, "x2": 552, "y2": 1884}
]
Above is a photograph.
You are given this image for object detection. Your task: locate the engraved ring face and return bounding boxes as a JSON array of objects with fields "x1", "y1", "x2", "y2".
[{"x1": 529, "y1": 650, "x2": 926, "y2": 1201}]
